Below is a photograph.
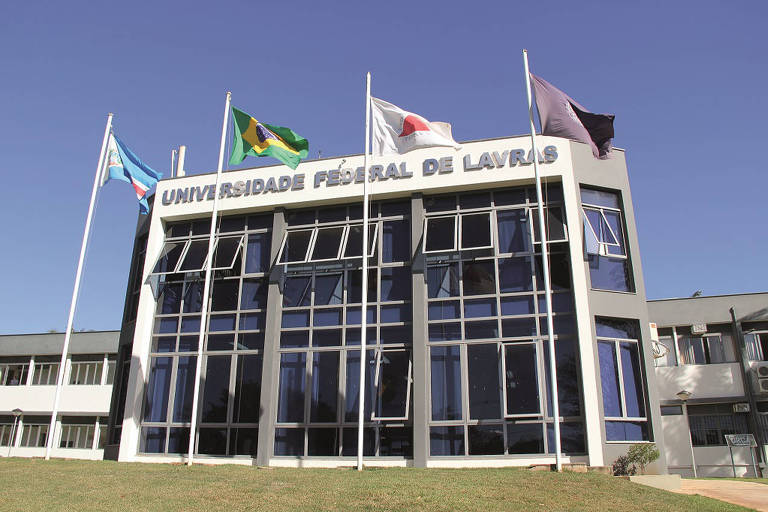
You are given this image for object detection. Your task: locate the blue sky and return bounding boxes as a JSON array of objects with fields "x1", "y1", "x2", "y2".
[{"x1": 0, "y1": 1, "x2": 765, "y2": 334}]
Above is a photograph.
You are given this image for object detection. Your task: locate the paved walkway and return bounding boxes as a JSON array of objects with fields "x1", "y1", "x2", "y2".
[{"x1": 673, "y1": 479, "x2": 768, "y2": 511}]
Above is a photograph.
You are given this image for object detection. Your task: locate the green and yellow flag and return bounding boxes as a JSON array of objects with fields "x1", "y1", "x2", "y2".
[{"x1": 229, "y1": 106, "x2": 309, "y2": 169}]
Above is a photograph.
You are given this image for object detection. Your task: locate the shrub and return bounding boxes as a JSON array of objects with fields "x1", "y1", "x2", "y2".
[
  {"x1": 612, "y1": 455, "x2": 637, "y2": 476},
  {"x1": 626, "y1": 443, "x2": 660, "y2": 474}
]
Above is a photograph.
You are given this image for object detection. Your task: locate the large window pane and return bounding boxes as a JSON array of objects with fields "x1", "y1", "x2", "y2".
[
  {"x1": 619, "y1": 342, "x2": 645, "y2": 418},
  {"x1": 172, "y1": 356, "x2": 197, "y2": 422},
  {"x1": 375, "y1": 351, "x2": 410, "y2": 419},
  {"x1": 311, "y1": 227, "x2": 344, "y2": 261},
  {"x1": 468, "y1": 344, "x2": 501, "y2": 420},
  {"x1": 382, "y1": 220, "x2": 410, "y2": 262},
  {"x1": 283, "y1": 276, "x2": 311, "y2": 308},
  {"x1": 240, "y1": 279, "x2": 267, "y2": 310},
  {"x1": 497, "y1": 209, "x2": 530, "y2": 253},
  {"x1": 504, "y1": 344, "x2": 539, "y2": 415},
  {"x1": 461, "y1": 213, "x2": 492, "y2": 249},
  {"x1": 245, "y1": 233, "x2": 271, "y2": 273},
  {"x1": 151, "y1": 241, "x2": 186, "y2": 274},
  {"x1": 179, "y1": 239, "x2": 209, "y2": 271},
  {"x1": 430, "y1": 346, "x2": 462, "y2": 421},
  {"x1": 310, "y1": 352, "x2": 339, "y2": 422},
  {"x1": 144, "y1": 357, "x2": 172, "y2": 422},
  {"x1": 343, "y1": 225, "x2": 376, "y2": 258},
  {"x1": 430, "y1": 426, "x2": 464, "y2": 456},
  {"x1": 280, "y1": 230, "x2": 312, "y2": 263},
  {"x1": 277, "y1": 353, "x2": 306, "y2": 423},
  {"x1": 425, "y1": 217, "x2": 456, "y2": 252},
  {"x1": 468, "y1": 425, "x2": 504, "y2": 455},
  {"x1": 462, "y1": 261, "x2": 496, "y2": 295},
  {"x1": 274, "y1": 428, "x2": 304, "y2": 456},
  {"x1": 233, "y1": 355, "x2": 262, "y2": 423},
  {"x1": 315, "y1": 274, "x2": 343, "y2": 305},
  {"x1": 598, "y1": 341, "x2": 621, "y2": 417},
  {"x1": 507, "y1": 422, "x2": 544, "y2": 454},
  {"x1": 201, "y1": 356, "x2": 231, "y2": 423},
  {"x1": 427, "y1": 264, "x2": 459, "y2": 298},
  {"x1": 344, "y1": 350, "x2": 375, "y2": 422},
  {"x1": 498, "y1": 257, "x2": 533, "y2": 293},
  {"x1": 212, "y1": 236, "x2": 243, "y2": 269},
  {"x1": 380, "y1": 267, "x2": 411, "y2": 301}
]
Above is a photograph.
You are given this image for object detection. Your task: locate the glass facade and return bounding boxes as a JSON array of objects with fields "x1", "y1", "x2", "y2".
[
  {"x1": 424, "y1": 187, "x2": 584, "y2": 456},
  {"x1": 141, "y1": 214, "x2": 271, "y2": 456},
  {"x1": 133, "y1": 180, "x2": 652, "y2": 462},
  {"x1": 275, "y1": 201, "x2": 413, "y2": 457}
]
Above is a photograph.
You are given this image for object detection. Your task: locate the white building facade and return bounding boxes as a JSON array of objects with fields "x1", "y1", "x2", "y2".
[
  {"x1": 102, "y1": 135, "x2": 667, "y2": 470},
  {"x1": 0, "y1": 331, "x2": 118, "y2": 460},
  {"x1": 649, "y1": 293, "x2": 768, "y2": 477}
]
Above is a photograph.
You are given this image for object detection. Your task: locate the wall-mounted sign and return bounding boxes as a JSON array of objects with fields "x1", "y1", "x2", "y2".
[{"x1": 159, "y1": 145, "x2": 559, "y2": 207}]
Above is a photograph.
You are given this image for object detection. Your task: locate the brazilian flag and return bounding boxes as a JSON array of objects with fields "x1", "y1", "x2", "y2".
[{"x1": 229, "y1": 106, "x2": 309, "y2": 169}]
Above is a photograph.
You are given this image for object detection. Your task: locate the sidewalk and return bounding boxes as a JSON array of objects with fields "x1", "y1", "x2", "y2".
[{"x1": 673, "y1": 479, "x2": 768, "y2": 511}]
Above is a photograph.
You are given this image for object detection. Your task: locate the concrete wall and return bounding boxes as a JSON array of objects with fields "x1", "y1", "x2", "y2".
[
  {"x1": 0, "y1": 331, "x2": 119, "y2": 356},
  {"x1": 655, "y1": 363, "x2": 744, "y2": 401}
]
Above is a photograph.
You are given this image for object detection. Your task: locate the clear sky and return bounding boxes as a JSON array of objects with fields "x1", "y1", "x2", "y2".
[{"x1": 0, "y1": 1, "x2": 765, "y2": 334}]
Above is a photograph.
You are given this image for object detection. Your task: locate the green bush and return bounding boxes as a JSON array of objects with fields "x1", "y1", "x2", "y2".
[
  {"x1": 626, "y1": 443, "x2": 660, "y2": 474},
  {"x1": 612, "y1": 455, "x2": 636, "y2": 476}
]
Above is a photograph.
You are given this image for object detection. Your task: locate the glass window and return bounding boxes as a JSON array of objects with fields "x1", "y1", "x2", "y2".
[
  {"x1": 424, "y1": 216, "x2": 456, "y2": 252},
  {"x1": 460, "y1": 213, "x2": 492, "y2": 249},
  {"x1": 467, "y1": 344, "x2": 501, "y2": 420},
  {"x1": 581, "y1": 187, "x2": 633, "y2": 292},
  {"x1": 745, "y1": 331, "x2": 768, "y2": 361},
  {"x1": 596, "y1": 318, "x2": 648, "y2": 441},
  {"x1": 201, "y1": 356, "x2": 231, "y2": 423},
  {"x1": 678, "y1": 334, "x2": 728, "y2": 365},
  {"x1": 279, "y1": 230, "x2": 313, "y2": 263},
  {"x1": 531, "y1": 207, "x2": 567, "y2": 244},
  {"x1": 504, "y1": 344, "x2": 540, "y2": 416},
  {"x1": 211, "y1": 236, "x2": 244, "y2": 270},
  {"x1": 150, "y1": 240, "x2": 187, "y2": 274},
  {"x1": 310, "y1": 352, "x2": 339, "y2": 422},
  {"x1": 245, "y1": 233, "x2": 271, "y2": 274},
  {"x1": 342, "y1": 224, "x2": 377, "y2": 259},
  {"x1": 372, "y1": 350, "x2": 411, "y2": 420},
  {"x1": 430, "y1": 346, "x2": 462, "y2": 421},
  {"x1": 311, "y1": 227, "x2": 345, "y2": 261},
  {"x1": 688, "y1": 404, "x2": 749, "y2": 446},
  {"x1": 178, "y1": 239, "x2": 210, "y2": 272},
  {"x1": 277, "y1": 353, "x2": 306, "y2": 423},
  {"x1": 496, "y1": 209, "x2": 531, "y2": 253}
]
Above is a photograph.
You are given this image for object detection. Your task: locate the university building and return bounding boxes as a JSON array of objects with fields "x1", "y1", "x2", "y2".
[
  {"x1": 0, "y1": 331, "x2": 117, "y2": 459},
  {"x1": 102, "y1": 134, "x2": 667, "y2": 469},
  {"x1": 2, "y1": 135, "x2": 766, "y2": 476}
]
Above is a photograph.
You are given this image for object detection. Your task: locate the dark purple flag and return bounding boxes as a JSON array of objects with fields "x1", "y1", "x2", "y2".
[{"x1": 530, "y1": 73, "x2": 615, "y2": 159}]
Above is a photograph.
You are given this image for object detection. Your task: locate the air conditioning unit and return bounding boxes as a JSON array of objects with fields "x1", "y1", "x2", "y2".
[
  {"x1": 733, "y1": 403, "x2": 750, "y2": 413},
  {"x1": 759, "y1": 379, "x2": 768, "y2": 393},
  {"x1": 757, "y1": 362, "x2": 768, "y2": 379},
  {"x1": 691, "y1": 323, "x2": 707, "y2": 335}
]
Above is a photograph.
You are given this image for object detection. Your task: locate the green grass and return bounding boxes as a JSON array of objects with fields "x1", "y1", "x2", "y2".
[{"x1": 0, "y1": 458, "x2": 752, "y2": 511}]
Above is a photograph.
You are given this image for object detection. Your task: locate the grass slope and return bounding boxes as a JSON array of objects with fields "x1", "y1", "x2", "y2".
[{"x1": 0, "y1": 459, "x2": 751, "y2": 512}]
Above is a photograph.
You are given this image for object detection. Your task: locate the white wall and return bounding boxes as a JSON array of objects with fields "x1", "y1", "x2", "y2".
[
  {"x1": 654, "y1": 363, "x2": 744, "y2": 401},
  {"x1": 0, "y1": 385, "x2": 112, "y2": 415}
]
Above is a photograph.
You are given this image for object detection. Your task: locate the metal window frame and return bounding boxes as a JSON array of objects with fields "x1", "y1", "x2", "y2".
[
  {"x1": 371, "y1": 348, "x2": 412, "y2": 421},
  {"x1": 150, "y1": 239, "x2": 191, "y2": 276},
  {"x1": 310, "y1": 226, "x2": 347, "y2": 262},
  {"x1": 340, "y1": 223, "x2": 379, "y2": 260},
  {"x1": 423, "y1": 215, "x2": 458, "y2": 254},
  {"x1": 530, "y1": 205, "x2": 569, "y2": 245},
  {"x1": 582, "y1": 205, "x2": 627, "y2": 259},
  {"x1": 210, "y1": 235, "x2": 246, "y2": 271},
  {"x1": 597, "y1": 336, "x2": 648, "y2": 423},
  {"x1": 458, "y1": 212, "x2": 494, "y2": 250},
  {"x1": 277, "y1": 228, "x2": 316, "y2": 264},
  {"x1": 500, "y1": 341, "x2": 543, "y2": 418}
]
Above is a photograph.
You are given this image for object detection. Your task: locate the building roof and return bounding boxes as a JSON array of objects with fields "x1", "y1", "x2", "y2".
[
  {"x1": 647, "y1": 292, "x2": 768, "y2": 326},
  {"x1": 0, "y1": 330, "x2": 120, "y2": 357}
]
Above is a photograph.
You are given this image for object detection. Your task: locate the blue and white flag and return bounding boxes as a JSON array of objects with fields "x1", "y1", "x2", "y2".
[{"x1": 103, "y1": 133, "x2": 162, "y2": 213}]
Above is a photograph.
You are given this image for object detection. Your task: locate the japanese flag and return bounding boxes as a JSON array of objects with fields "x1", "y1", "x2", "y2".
[{"x1": 371, "y1": 97, "x2": 460, "y2": 156}]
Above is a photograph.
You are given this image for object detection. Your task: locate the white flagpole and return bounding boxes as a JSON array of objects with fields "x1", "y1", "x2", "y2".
[
  {"x1": 523, "y1": 49, "x2": 562, "y2": 472},
  {"x1": 357, "y1": 72, "x2": 371, "y2": 472},
  {"x1": 187, "y1": 91, "x2": 231, "y2": 466},
  {"x1": 45, "y1": 113, "x2": 113, "y2": 460}
]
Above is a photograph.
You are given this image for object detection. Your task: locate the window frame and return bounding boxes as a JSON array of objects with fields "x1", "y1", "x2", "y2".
[
  {"x1": 530, "y1": 206, "x2": 569, "y2": 245},
  {"x1": 582, "y1": 204, "x2": 627, "y2": 259},
  {"x1": 500, "y1": 341, "x2": 544, "y2": 419},
  {"x1": 278, "y1": 224, "x2": 380, "y2": 265},
  {"x1": 371, "y1": 348, "x2": 412, "y2": 421}
]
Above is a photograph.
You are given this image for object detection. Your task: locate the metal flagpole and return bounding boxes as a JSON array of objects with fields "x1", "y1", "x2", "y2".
[
  {"x1": 357, "y1": 72, "x2": 371, "y2": 472},
  {"x1": 45, "y1": 113, "x2": 113, "y2": 460},
  {"x1": 523, "y1": 49, "x2": 562, "y2": 472},
  {"x1": 187, "y1": 91, "x2": 232, "y2": 466}
]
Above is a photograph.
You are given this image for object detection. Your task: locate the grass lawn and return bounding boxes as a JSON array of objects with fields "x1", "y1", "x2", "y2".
[{"x1": 0, "y1": 458, "x2": 752, "y2": 511}]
